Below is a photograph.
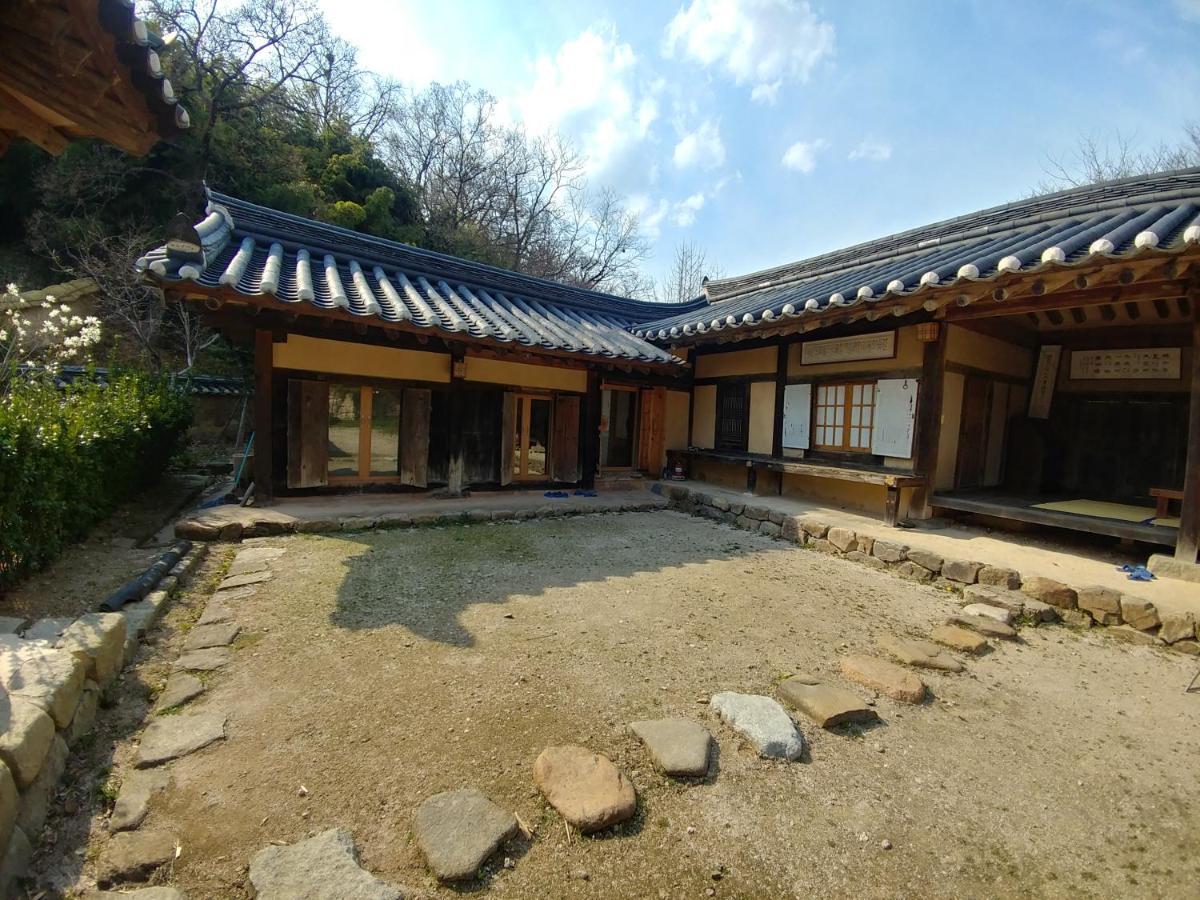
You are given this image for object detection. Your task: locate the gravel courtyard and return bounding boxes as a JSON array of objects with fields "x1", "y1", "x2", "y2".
[{"x1": 57, "y1": 510, "x2": 1200, "y2": 898}]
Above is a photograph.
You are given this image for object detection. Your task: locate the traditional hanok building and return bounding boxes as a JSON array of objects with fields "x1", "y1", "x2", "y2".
[
  {"x1": 0, "y1": 0, "x2": 188, "y2": 156},
  {"x1": 138, "y1": 169, "x2": 1200, "y2": 569}
]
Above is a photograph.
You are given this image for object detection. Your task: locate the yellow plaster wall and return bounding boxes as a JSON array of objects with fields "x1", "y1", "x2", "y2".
[
  {"x1": 664, "y1": 390, "x2": 691, "y2": 451},
  {"x1": 946, "y1": 325, "x2": 1035, "y2": 379},
  {"x1": 695, "y1": 346, "x2": 777, "y2": 378},
  {"x1": 463, "y1": 357, "x2": 587, "y2": 392},
  {"x1": 272, "y1": 334, "x2": 450, "y2": 382},
  {"x1": 935, "y1": 371, "x2": 965, "y2": 491},
  {"x1": 787, "y1": 325, "x2": 923, "y2": 378},
  {"x1": 748, "y1": 380, "x2": 776, "y2": 454},
  {"x1": 692, "y1": 384, "x2": 717, "y2": 448}
]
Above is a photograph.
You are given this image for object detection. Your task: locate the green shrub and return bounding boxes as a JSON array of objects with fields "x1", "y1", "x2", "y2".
[{"x1": 0, "y1": 371, "x2": 192, "y2": 589}]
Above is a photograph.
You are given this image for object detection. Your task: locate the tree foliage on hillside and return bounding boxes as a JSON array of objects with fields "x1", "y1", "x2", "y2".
[{"x1": 0, "y1": 0, "x2": 668, "y2": 374}]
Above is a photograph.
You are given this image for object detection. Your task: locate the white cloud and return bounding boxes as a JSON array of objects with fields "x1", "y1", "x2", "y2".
[
  {"x1": 663, "y1": 0, "x2": 835, "y2": 102},
  {"x1": 514, "y1": 26, "x2": 660, "y2": 176},
  {"x1": 673, "y1": 192, "x2": 707, "y2": 227},
  {"x1": 781, "y1": 138, "x2": 827, "y2": 173},
  {"x1": 848, "y1": 139, "x2": 892, "y2": 162},
  {"x1": 628, "y1": 194, "x2": 671, "y2": 239},
  {"x1": 673, "y1": 119, "x2": 726, "y2": 170}
]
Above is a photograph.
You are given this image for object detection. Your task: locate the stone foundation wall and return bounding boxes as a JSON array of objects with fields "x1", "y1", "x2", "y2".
[
  {"x1": 659, "y1": 483, "x2": 1198, "y2": 656},
  {"x1": 0, "y1": 544, "x2": 208, "y2": 896}
]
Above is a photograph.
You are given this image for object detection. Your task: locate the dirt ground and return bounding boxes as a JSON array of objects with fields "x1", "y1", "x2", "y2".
[
  {"x1": 31, "y1": 510, "x2": 1200, "y2": 898},
  {"x1": 1, "y1": 474, "x2": 206, "y2": 619}
]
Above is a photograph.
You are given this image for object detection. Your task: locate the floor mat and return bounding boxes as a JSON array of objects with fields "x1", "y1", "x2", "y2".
[{"x1": 1032, "y1": 498, "x2": 1177, "y2": 527}]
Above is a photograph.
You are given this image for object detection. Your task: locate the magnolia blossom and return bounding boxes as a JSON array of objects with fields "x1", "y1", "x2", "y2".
[{"x1": 1, "y1": 283, "x2": 103, "y2": 387}]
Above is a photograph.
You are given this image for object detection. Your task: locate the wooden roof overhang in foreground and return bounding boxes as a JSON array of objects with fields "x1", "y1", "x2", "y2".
[
  {"x1": 138, "y1": 190, "x2": 707, "y2": 379},
  {"x1": 0, "y1": 0, "x2": 189, "y2": 156}
]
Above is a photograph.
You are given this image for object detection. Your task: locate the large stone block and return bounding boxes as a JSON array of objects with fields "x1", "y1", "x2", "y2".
[
  {"x1": 0, "y1": 647, "x2": 85, "y2": 729},
  {"x1": 977, "y1": 566, "x2": 1021, "y2": 590},
  {"x1": 58, "y1": 614, "x2": 128, "y2": 687},
  {"x1": 1077, "y1": 586, "x2": 1122, "y2": 619},
  {"x1": 0, "y1": 696, "x2": 55, "y2": 791},
  {"x1": 16, "y1": 734, "x2": 67, "y2": 838},
  {"x1": 798, "y1": 517, "x2": 829, "y2": 539},
  {"x1": 906, "y1": 549, "x2": 943, "y2": 574},
  {"x1": 1119, "y1": 596, "x2": 1160, "y2": 631},
  {"x1": 1158, "y1": 612, "x2": 1197, "y2": 645},
  {"x1": 1021, "y1": 576, "x2": 1077, "y2": 610},
  {"x1": 941, "y1": 559, "x2": 981, "y2": 584},
  {"x1": 871, "y1": 540, "x2": 908, "y2": 564},
  {"x1": 826, "y1": 527, "x2": 856, "y2": 553},
  {"x1": 0, "y1": 763, "x2": 15, "y2": 859},
  {"x1": 895, "y1": 561, "x2": 933, "y2": 583}
]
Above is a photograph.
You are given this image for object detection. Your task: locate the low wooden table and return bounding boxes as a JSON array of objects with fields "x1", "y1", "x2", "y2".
[
  {"x1": 682, "y1": 449, "x2": 924, "y2": 526},
  {"x1": 1151, "y1": 487, "x2": 1184, "y2": 518}
]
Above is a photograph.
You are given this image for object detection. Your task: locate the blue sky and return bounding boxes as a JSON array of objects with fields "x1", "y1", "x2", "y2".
[{"x1": 317, "y1": 0, "x2": 1200, "y2": 286}]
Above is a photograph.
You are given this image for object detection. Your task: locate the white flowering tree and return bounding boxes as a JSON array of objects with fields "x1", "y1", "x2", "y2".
[{"x1": 0, "y1": 283, "x2": 102, "y2": 390}]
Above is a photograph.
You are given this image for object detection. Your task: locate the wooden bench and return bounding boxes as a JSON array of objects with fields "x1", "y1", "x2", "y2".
[
  {"x1": 681, "y1": 449, "x2": 924, "y2": 526},
  {"x1": 1151, "y1": 487, "x2": 1184, "y2": 519}
]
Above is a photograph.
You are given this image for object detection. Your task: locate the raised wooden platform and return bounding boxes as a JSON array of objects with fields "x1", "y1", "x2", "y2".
[{"x1": 932, "y1": 491, "x2": 1178, "y2": 547}]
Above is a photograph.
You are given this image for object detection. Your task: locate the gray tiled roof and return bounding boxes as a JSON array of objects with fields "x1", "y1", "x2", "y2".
[
  {"x1": 635, "y1": 168, "x2": 1200, "y2": 340},
  {"x1": 138, "y1": 190, "x2": 704, "y2": 366},
  {"x1": 102, "y1": 0, "x2": 190, "y2": 133}
]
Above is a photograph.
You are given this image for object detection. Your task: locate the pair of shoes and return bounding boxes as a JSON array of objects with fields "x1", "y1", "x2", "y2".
[
  {"x1": 1117, "y1": 564, "x2": 1156, "y2": 582},
  {"x1": 573, "y1": 489, "x2": 597, "y2": 497},
  {"x1": 543, "y1": 490, "x2": 569, "y2": 499}
]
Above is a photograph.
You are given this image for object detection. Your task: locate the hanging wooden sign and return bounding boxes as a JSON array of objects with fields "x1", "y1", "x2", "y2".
[
  {"x1": 1028, "y1": 345, "x2": 1061, "y2": 419},
  {"x1": 800, "y1": 331, "x2": 896, "y2": 365}
]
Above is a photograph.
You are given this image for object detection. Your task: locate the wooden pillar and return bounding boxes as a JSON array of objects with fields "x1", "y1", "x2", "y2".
[
  {"x1": 910, "y1": 324, "x2": 948, "y2": 517},
  {"x1": 253, "y1": 328, "x2": 275, "y2": 503},
  {"x1": 580, "y1": 370, "x2": 601, "y2": 490},
  {"x1": 1176, "y1": 295, "x2": 1200, "y2": 563},
  {"x1": 771, "y1": 340, "x2": 788, "y2": 457},
  {"x1": 446, "y1": 351, "x2": 466, "y2": 496}
]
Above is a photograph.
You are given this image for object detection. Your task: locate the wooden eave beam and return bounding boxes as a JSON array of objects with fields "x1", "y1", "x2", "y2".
[
  {"x1": 937, "y1": 279, "x2": 1190, "y2": 323},
  {"x1": 0, "y1": 86, "x2": 69, "y2": 153}
]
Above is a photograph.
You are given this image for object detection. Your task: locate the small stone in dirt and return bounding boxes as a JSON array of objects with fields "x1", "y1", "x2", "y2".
[
  {"x1": 172, "y1": 648, "x2": 231, "y2": 672},
  {"x1": 249, "y1": 827, "x2": 403, "y2": 900},
  {"x1": 709, "y1": 692, "x2": 805, "y2": 760},
  {"x1": 947, "y1": 614, "x2": 1018, "y2": 640},
  {"x1": 136, "y1": 712, "x2": 227, "y2": 767},
  {"x1": 155, "y1": 674, "x2": 205, "y2": 713},
  {"x1": 89, "y1": 888, "x2": 187, "y2": 899},
  {"x1": 183, "y1": 622, "x2": 241, "y2": 652},
  {"x1": 930, "y1": 625, "x2": 988, "y2": 654},
  {"x1": 218, "y1": 569, "x2": 274, "y2": 591},
  {"x1": 413, "y1": 788, "x2": 518, "y2": 881},
  {"x1": 629, "y1": 718, "x2": 713, "y2": 776},
  {"x1": 776, "y1": 675, "x2": 878, "y2": 729},
  {"x1": 877, "y1": 635, "x2": 964, "y2": 673},
  {"x1": 840, "y1": 655, "x2": 927, "y2": 704},
  {"x1": 881, "y1": 839, "x2": 893, "y2": 850},
  {"x1": 96, "y1": 830, "x2": 177, "y2": 885},
  {"x1": 196, "y1": 603, "x2": 233, "y2": 626},
  {"x1": 110, "y1": 770, "x2": 170, "y2": 832},
  {"x1": 533, "y1": 745, "x2": 637, "y2": 833},
  {"x1": 960, "y1": 603, "x2": 1015, "y2": 625}
]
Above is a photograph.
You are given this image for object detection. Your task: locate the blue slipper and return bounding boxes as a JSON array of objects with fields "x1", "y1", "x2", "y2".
[
  {"x1": 1117, "y1": 564, "x2": 1156, "y2": 581},
  {"x1": 543, "y1": 490, "x2": 569, "y2": 498},
  {"x1": 573, "y1": 489, "x2": 597, "y2": 497}
]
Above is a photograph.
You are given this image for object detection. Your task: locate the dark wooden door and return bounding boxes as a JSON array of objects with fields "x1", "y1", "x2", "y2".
[
  {"x1": 955, "y1": 375, "x2": 991, "y2": 490},
  {"x1": 715, "y1": 382, "x2": 749, "y2": 451}
]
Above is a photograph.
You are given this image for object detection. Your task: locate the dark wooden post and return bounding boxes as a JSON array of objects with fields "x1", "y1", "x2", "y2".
[
  {"x1": 771, "y1": 340, "x2": 788, "y2": 458},
  {"x1": 1176, "y1": 295, "x2": 1200, "y2": 563},
  {"x1": 253, "y1": 328, "x2": 274, "y2": 502},
  {"x1": 910, "y1": 324, "x2": 948, "y2": 518},
  {"x1": 580, "y1": 370, "x2": 601, "y2": 490},
  {"x1": 446, "y1": 350, "x2": 466, "y2": 496}
]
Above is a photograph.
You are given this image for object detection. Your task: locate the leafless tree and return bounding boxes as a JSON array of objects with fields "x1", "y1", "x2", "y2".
[
  {"x1": 146, "y1": 0, "x2": 330, "y2": 168},
  {"x1": 287, "y1": 35, "x2": 400, "y2": 140},
  {"x1": 1035, "y1": 122, "x2": 1200, "y2": 193},
  {"x1": 657, "y1": 241, "x2": 724, "y2": 303}
]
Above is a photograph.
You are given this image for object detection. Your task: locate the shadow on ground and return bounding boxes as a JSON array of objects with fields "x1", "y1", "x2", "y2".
[{"x1": 329, "y1": 511, "x2": 793, "y2": 647}]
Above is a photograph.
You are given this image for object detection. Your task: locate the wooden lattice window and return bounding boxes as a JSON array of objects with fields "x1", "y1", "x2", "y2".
[
  {"x1": 715, "y1": 382, "x2": 749, "y2": 451},
  {"x1": 813, "y1": 381, "x2": 875, "y2": 452}
]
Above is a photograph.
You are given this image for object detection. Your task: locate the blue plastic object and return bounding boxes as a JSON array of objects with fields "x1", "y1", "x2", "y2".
[
  {"x1": 543, "y1": 490, "x2": 569, "y2": 498},
  {"x1": 1118, "y1": 564, "x2": 1156, "y2": 582}
]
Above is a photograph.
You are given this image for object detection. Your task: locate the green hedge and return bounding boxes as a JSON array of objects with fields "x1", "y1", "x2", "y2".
[{"x1": 0, "y1": 372, "x2": 192, "y2": 589}]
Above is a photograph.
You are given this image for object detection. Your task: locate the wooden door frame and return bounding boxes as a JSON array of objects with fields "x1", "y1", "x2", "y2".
[
  {"x1": 954, "y1": 374, "x2": 992, "y2": 491},
  {"x1": 510, "y1": 392, "x2": 554, "y2": 481},
  {"x1": 599, "y1": 383, "x2": 640, "y2": 472},
  {"x1": 327, "y1": 383, "x2": 405, "y2": 485}
]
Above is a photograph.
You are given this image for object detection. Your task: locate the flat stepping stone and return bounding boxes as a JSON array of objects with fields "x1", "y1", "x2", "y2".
[
  {"x1": 777, "y1": 675, "x2": 878, "y2": 728},
  {"x1": 249, "y1": 827, "x2": 403, "y2": 900},
  {"x1": 709, "y1": 692, "x2": 805, "y2": 760},
  {"x1": 930, "y1": 624, "x2": 989, "y2": 654},
  {"x1": 413, "y1": 788, "x2": 517, "y2": 881},
  {"x1": 533, "y1": 745, "x2": 636, "y2": 833},
  {"x1": 136, "y1": 711, "x2": 227, "y2": 767},
  {"x1": 196, "y1": 602, "x2": 233, "y2": 626},
  {"x1": 877, "y1": 635, "x2": 965, "y2": 672},
  {"x1": 0, "y1": 617, "x2": 23, "y2": 634},
  {"x1": 97, "y1": 831, "x2": 177, "y2": 886},
  {"x1": 961, "y1": 603, "x2": 1015, "y2": 625},
  {"x1": 947, "y1": 613, "x2": 1018, "y2": 640},
  {"x1": 962, "y1": 585, "x2": 1025, "y2": 614},
  {"x1": 840, "y1": 655, "x2": 927, "y2": 704},
  {"x1": 91, "y1": 889, "x2": 186, "y2": 899},
  {"x1": 183, "y1": 622, "x2": 240, "y2": 651},
  {"x1": 212, "y1": 585, "x2": 258, "y2": 603},
  {"x1": 233, "y1": 546, "x2": 285, "y2": 565},
  {"x1": 172, "y1": 647, "x2": 231, "y2": 672},
  {"x1": 629, "y1": 718, "x2": 712, "y2": 776},
  {"x1": 110, "y1": 769, "x2": 170, "y2": 831},
  {"x1": 155, "y1": 673, "x2": 205, "y2": 712},
  {"x1": 218, "y1": 569, "x2": 273, "y2": 591}
]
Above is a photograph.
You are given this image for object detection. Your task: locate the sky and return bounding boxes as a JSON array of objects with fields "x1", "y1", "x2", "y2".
[{"x1": 316, "y1": 0, "x2": 1200, "y2": 287}]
